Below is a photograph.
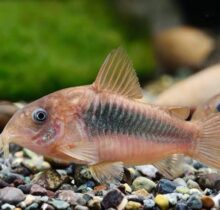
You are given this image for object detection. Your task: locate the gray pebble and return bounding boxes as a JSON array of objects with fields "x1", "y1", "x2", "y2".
[
  {"x1": 173, "y1": 178, "x2": 187, "y2": 187},
  {"x1": 156, "y1": 179, "x2": 177, "y2": 194},
  {"x1": 55, "y1": 190, "x2": 83, "y2": 206},
  {"x1": 0, "y1": 187, "x2": 25, "y2": 204},
  {"x1": 49, "y1": 199, "x2": 70, "y2": 210},
  {"x1": 74, "y1": 205, "x2": 89, "y2": 210},
  {"x1": 135, "y1": 165, "x2": 158, "y2": 178},
  {"x1": 176, "y1": 202, "x2": 189, "y2": 210},
  {"x1": 143, "y1": 198, "x2": 155, "y2": 209},
  {"x1": 187, "y1": 180, "x2": 200, "y2": 190},
  {"x1": 1, "y1": 203, "x2": 15, "y2": 210},
  {"x1": 25, "y1": 203, "x2": 39, "y2": 210},
  {"x1": 186, "y1": 195, "x2": 202, "y2": 209}
]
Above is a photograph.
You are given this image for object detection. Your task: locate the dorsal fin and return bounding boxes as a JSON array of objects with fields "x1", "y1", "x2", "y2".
[{"x1": 93, "y1": 48, "x2": 143, "y2": 99}]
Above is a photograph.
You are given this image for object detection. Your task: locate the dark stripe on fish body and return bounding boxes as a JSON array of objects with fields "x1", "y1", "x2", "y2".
[{"x1": 83, "y1": 101, "x2": 190, "y2": 143}]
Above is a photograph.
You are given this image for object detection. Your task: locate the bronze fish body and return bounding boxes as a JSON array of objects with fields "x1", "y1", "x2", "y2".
[{"x1": 1, "y1": 48, "x2": 220, "y2": 182}]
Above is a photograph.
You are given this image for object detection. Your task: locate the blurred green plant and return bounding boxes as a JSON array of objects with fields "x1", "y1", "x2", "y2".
[{"x1": 0, "y1": 1, "x2": 155, "y2": 101}]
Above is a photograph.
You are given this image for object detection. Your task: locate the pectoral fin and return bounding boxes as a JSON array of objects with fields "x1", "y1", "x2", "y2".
[
  {"x1": 89, "y1": 161, "x2": 124, "y2": 183},
  {"x1": 153, "y1": 154, "x2": 184, "y2": 179},
  {"x1": 160, "y1": 106, "x2": 191, "y2": 120},
  {"x1": 58, "y1": 141, "x2": 99, "y2": 165}
]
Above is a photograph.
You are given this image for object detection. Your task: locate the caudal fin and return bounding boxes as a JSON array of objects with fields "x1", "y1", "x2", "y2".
[{"x1": 194, "y1": 114, "x2": 220, "y2": 169}]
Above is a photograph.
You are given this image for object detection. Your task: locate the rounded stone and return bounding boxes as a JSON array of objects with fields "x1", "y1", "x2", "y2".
[
  {"x1": 175, "y1": 202, "x2": 189, "y2": 210},
  {"x1": 30, "y1": 184, "x2": 47, "y2": 196},
  {"x1": 132, "y1": 189, "x2": 149, "y2": 197},
  {"x1": 25, "y1": 203, "x2": 39, "y2": 210},
  {"x1": 125, "y1": 201, "x2": 142, "y2": 210},
  {"x1": 201, "y1": 196, "x2": 214, "y2": 209},
  {"x1": 186, "y1": 195, "x2": 202, "y2": 209},
  {"x1": 1, "y1": 203, "x2": 16, "y2": 210},
  {"x1": 143, "y1": 198, "x2": 155, "y2": 209},
  {"x1": 55, "y1": 190, "x2": 82, "y2": 206},
  {"x1": 132, "y1": 177, "x2": 156, "y2": 192},
  {"x1": 135, "y1": 165, "x2": 158, "y2": 178},
  {"x1": 186, "y1": 180, "x2": 200, "y2": 190},
  {"x1": 0, "y1": 187, "x2": 25, "y2": 205},
  {"x1": 175, "y1": 186, "x2": 190, "y2": 194},
  {"x1": 156, "y1": 179, "x2": 177, "y2": 194},
  {"x1": 41, "y1": 203, "x2": 55, "y2": 210},
  {"x1": 155, "y1": 194, "x2": 169, "y2": 210},
  {"x1": 101, "y1": 189, "x2": 127, "y2": 210},
  {"x1": 74, "y1": 205, "x2": 89, "y2": 210},
  {"x1": 49, "y1": 199, "x2": 70, "y2": 210},
  {"x1": 173, "y1": 178, "x2": 187, "y2": 187}
]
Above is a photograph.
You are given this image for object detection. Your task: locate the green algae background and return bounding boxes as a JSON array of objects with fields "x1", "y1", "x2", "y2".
[{"x1": 0, "y1": 1, "x2": 155, "y2": 101}]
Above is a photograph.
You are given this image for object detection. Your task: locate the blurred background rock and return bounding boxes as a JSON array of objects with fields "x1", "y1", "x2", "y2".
[{"x1": 0, "y1": 0, "x2": 220, "y2": 102}]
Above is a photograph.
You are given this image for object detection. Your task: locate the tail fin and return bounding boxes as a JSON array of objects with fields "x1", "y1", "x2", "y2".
[{"x1": 193, "y1": 114, "x2": 220, "y2": 169}]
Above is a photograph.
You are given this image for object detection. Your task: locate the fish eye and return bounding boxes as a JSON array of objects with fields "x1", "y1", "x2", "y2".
[
  {"x1": 32, "y1": 108, "x2": 47, "y2": 123},
  {"x1": 216, "y1": 103, "x2": 220, "y2": 112}
]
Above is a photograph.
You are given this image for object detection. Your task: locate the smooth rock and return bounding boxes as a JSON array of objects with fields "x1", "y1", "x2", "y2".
[
  {"x1": 41, "y1": 203, "x2": 55, "y2": 210},
  {"x1": 143, "y1": 198, "x2": 155, "y2": 209},
  {"x1": 19, "y1": 195, "x2": 36, "y2": 208},
  {"x1": 173, "y1": 178, "x2": 187, "y2": 187},
  {"x1": 0, "y1": 187, "x2": 25, "y2": 204},
  {"x1": 201, "y1": 196, "x2": 214, "y2": 209},
  {"x1": 101, "y1": 189, "x2": 127, "y2": 210},
  {"x1": 213, "y1": 193, "x2": 220, "y2": 208},
  {"x1": 164, "y1": 193, "x2": 179, "y2": 206},
  {"x1": 132, "y1": 177, "x2": 156, "y2": 192},
  {"x1": 175, "y1": 202, "x2": 189, "y2": 210},
  {"x1": 189, "y1": 188, "x2": 202, "y2": 195},
  {"x1": 55, "y1": 190, "x2": 82, "y2": 206},
  {"x1": 80, "y1": 167, "x2": 93, "y2": 180},
  {"x1": 175, "y1": 186, "x2": 189, "y2": 194},
  {"x1": 125, "y1": 201, "x2": 142, "y2": 210},
  {"x1": 87, "y1": 196, "x2": 102, "y2": 210},
  {"x1": 132, "y1": 189, "x2": 149, "y2": 197},
  {"x1": 32, "y1": 169, "x2": 66, "y2": 190},
  {"x1": 74, "y1": 205, "x2": 89, "y2": 210},
  {"x1": 156, "y1": 179, "x2": 177, "y2": 194},
  {"x1": 18, "y1": 184, "x2": 32, "y2": 194},
  {"x1": 41, "y1": 203, "x2": 54, "y2": 210},
  {"x1": 155, "y1": 194, "x2": 169, "y2": 210},
  {"x1": 0, "y1": 179, "x2": 9, "y2": 188},
  {"x1": 126, "y1": 194, "x2": 145, "y2": 203},
  {"x1": 186, "y1": 195, "x2": 202, "y2": 209},
  {"x1": 49, "y1": 199, "x2": 70, "y2": 210},
  {"x1": 25, "y1": 203, "x2": 39, "y2": 210},
  {"x1": 135, "y1": 165, "x2": 158, "y2": 178},
  {"x1": 197, "y1": 173, "x2": 220, "y2": 190},
  {"x1": 186, "y1": 180, "x2": 200, "y2": 190},
  {"x1": 30, "y1": 184, "x2": 47, "y2": 196},
  {"x1": 123, "y1": 183, "x2": 132, "y2": 193},
  {"x1": 1, "y1": 203, "x2": 16, "y2": 210}
]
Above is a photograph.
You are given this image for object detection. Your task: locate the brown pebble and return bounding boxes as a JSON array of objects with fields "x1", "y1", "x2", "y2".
[
  {"x1": 94, "y1": 184, "x2": 107, "y2": 192},
  {"x1": 201, "y1": 196, "x2": 214, "y2": 209},
  {"x1": 30, "y1": 184, "x2": 47, "y2": 196}
]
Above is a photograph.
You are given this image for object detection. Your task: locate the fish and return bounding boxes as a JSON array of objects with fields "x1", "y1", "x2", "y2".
[
  {"x1": 1, "y1": 48, "x2": 220, "y2": 183},
  {"x1": 155, "y1": 64, "x2": 220, "y2": 107},
  {"x1": 191, "y1": 93, "x2": 220, "y2": 121}
]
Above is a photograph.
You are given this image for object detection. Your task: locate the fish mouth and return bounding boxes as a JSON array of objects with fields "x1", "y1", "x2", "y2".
[{"x1": 0, "y1": 128, "x2": 24, "y2": 158}]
